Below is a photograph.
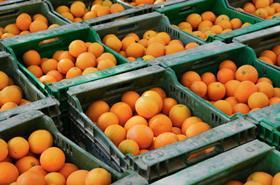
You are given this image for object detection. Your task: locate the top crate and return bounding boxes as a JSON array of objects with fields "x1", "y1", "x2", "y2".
[{"x1": 156, "y1": 0, "x2": 280, "y2": 43}]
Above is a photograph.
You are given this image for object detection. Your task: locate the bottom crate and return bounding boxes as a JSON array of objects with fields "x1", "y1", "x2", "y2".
[
  {"x1": 151, "y1": 140, "x2": 280, "y2": 185},
  {"x1": 0, "y1": 111, "x2": 148, "y2": 185}
]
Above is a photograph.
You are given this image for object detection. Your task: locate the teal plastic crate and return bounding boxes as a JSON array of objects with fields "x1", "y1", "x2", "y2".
[
  {"x1": 0, "y1": 0, "x2": 25, "y2": 6},
  {"x1": 67, "y1": 65, "x2": 256, "y2": 182},
  {"x1": 0, "y1": 111, "x2": 148, "y2": 185},
  {"x1": 233, "y1": 25, "x2": 280, "y2": 71},
  {"x1": 151, "y1": 140, "x2": 280, "y2": 185},
  {"x1": 0, "y1": 51, "x2": 60, "y2": 121},
  {"x1": 1, "y1": 23, "x2": 148, "y2": 111},
  {"x1": 156, "y1": 0, "x2": 280, "y2": 43},
  {"x1": 160, "y1": 42, "x2": 280, "y2": 120}
]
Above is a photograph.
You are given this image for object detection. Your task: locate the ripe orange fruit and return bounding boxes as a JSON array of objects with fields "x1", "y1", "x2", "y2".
[
  {"x1": 66, "y1": 170, "x2": 88, "y2": 185},
  {"x1": 207, "y1": 82, "x2": 226, "y2": 101},
  {"x1": 226, "y1": 97, "x2": 238, "y2": 107},
  {"x1": 270, "y1": 97, "x2": 280, "y2": 105},
  {"x1": 231, "y1": 18, "x2": 242, "y2": 29},
  {"x1": 4, "y1": 24, "x2": 20, "y2": 35},
  {"x1": 0, "y1": 71, "x2": 9, "y2": 90},
  {"x1": 274, "y1": 88, "x2": 280, "y2": 98},
  {"x1": 256, "y1": 82, "x2": 274, "y2": 98},
  {"x1": 244, "y1": 2, "x2": 256, "y2": 13},
  {"x1": 66, "y1": 67, "x2": 82, "y2": 79},
  {"x1": 86, "y1": 100, "x2": 110, "y2": 122},
  {"x1": 105, "y1": 125, "x2": 126, "y2": 146},
  {"x1": 257, "y1": 77, "x2": 272, "y2": 84},
  {"x1": 88, "y1": 42, "x2": 104, "y2": 58},
  {"x1": 219, "y1": 60, "x2": 237, "y2": 72},
  {"x1": 226, "y1": 181, "x2": 243, "y2": 185},
  {"x1": 190, "y1": 81, "x2": 207, "y2": 97},
  {"x1": 57, "y1": 51, "x2": 75, "y2": 62},
  {"x1": 121, "y1": 91, "x2": 140, "y2": 111},
  {"x1": 154, "y1": 132, "x2": 178, "y2": 149},
  {"x1": 217, "y1": 68, "x2": 235, "y2": 83},
  {"x1": 201, "y1": 72, "x2": 216, "y2": 85},
  {"x1": 69, "y1": 40, "x2": 87, "y2": 57},
  {"x1": 248, "y1": 92, "x2": 269, "y2": 109},
  {"x1": 39, "y1": 75, "x2": 57, "y2": 84},
  {"x1": 213, "y1": 100, "x2": 233, "y2": 115},
  {"x1": 47, "y1": 70, "x2": 63, "y2": 81},
  {"x1": 57, "y1": 59, "x2": 74, "y2": 74},
  {"x1": 181, "y1": 116, "x2": 202, "y2": 134},
  {"x1": 110, "y1": 102, "x2": 133, "y2": 125},
  {"x1": 97, "y1": 112, "x2": 120, "y2": 131},
  {"x1": 45, "y1": 172, "x2": 66, "y2": 185},
  {"x1": 124, "y1": 115, "x2": 148, "y2": 131},
  {"x1": 259, "y1": 56, "x2": 273, "y2": 65},
  {"x1": 146, "y1": 42, "x2": 165, "y2": 57},
  {"x1": 255, "y1": 0, "x2": 270, "y2": 9},
  {"x1": 0, "y1": 85, "x2": 22, "y2": 104},
  {"x1": 29, "y1": 20, "x2": 48, "y2": 32},
  {"x1": 104, "y1": 36, "x2": 122, "y2": 52},
  {"x1": 110, "y1": 3, "x2": 125, "y2": 13},
  {"x1": 82, "y1": 67, "x2": 98, "y2": 75},
  {"x1": 0, "y1": 139, "x2": 8, "y2": 161},
  {"x1": 40, "y1": 147, "x2": 65, "y2": 172},
  {"x1": 261, "y1": 50, "x2": 277, "y2": 64},
  {"x1": 97, "y1": 59, "x2": 116, "y2": 70},
  {"x1": 169, "y1": 104, "x2": 191, "y2": 128},
  {"x1": 85, "y1": 168, "x2": 112, "y2": 185},
  {"x1": 151, "y1": 87, "x2": 166, "y2": 99},
  {"x1": 127, "y1": 125, "x2": 154, "y2": 149},
  {"x1": 247, "y1": 171, "x2": 273, "y2": 185},
  {"x1": 0, "y1": 162, "x2": 19, "y2": 184},
  {"x1": 118, "y1": 139, "x2": 140, "y2": 155},
  {"x1": 235, "y1": 65, "x2": 259, "y2": 83},
  {"x1": 201, "y1": 11, "x2": 216, "y2": 22},
  {"x1": 273, "y1": 172, "x2": 280, "y2": 185},
  {"x1": 23, "y1": 50, "x2": 41, "y2": 66},
  {"x1": 76, "y1": 52, "x2": 96, "y2": 70},
  {"x1": 121, "y1": 36, "x2": 136, "y2": 50},
  {"x1": 41, "y1": 59, "x2": 58, "y2": 74},
  {"x1": 126, "y1": 43, "x2": 145, "y2": 58},
  {"x1": 28, "y1": 166, "x2": 47, "y2": 177},
  {"x1": 234, "y1": 81, "x2": 257, "y2": 103},
  {"x1": 15, "y1": 156, "x2": 39, "y2": 174},
  {"x1": 135, "y1": 96, "x2": 160, "y2": 119},
  {"x1": 0, "y1": 102, "x2": 18, "y2": 112},
  {"x1": 181, "y1": 71, "x2": 201, "y2": 87},
  {"x1": 185, "y1": 122, "x2": 210, "y2": 137},
  {"x1": 28, "y1": 129, "x2": 53, "y2": 154},
  {"x1": 16, "y1": 13, "x2": 32, "y2": 31},
  {"x1": 177, "y1": 134, "x2": 187, "y2": 141},
  {"x1": 142, "y1": 90, "x2": 163, "y2": 110},
  {"x1": 17, "y1": 170, "x2": 46, "y2": 185},
  {"x1": 185, "y1": 42, "x2": 199, "y2": 50},
  {"x1": 225, "y1": 80, "x2": 240, "y2": 97},
  {"x1": 149, "y1": 114, "x2": 172, "y2": 136},
  {"x1": 27, "y1": 65, "x2": 43, "y2": 78},
  {"x1": 162, "y1": 97, "x2": 177, "y2": 115},
  {"x1": 59, "y1": 163, "x2": 78, "y2": 179},
  {"x1": 186, "y1": 13, "x2": 202, "y2": 29},
  {"x1": 172, "y1": 127, "x2": 181, "y2": 134},
  {"x1": 70, "y1": 1, "x2": 86, "y2": 17},
  {"x1": 8, "y1": 137, "x2": 29, "y2": 159}
]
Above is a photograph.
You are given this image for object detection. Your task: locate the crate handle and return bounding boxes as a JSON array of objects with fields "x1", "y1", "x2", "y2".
[{"x1": 0, "y1": 9, "x2": 19, "y2": 17}]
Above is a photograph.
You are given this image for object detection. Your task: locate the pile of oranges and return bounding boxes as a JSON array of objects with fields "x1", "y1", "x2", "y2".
[
  {"x1": 238, "y1": 0, "x2": 280, "y2": 19},
  {"x1": 258, "y1": 45, "x2": 280, "y2": 67},
  {"x1": 0, "y1": 129, "x2": 112, "y2": 185},
  {"x1": 0, "y1": 13, "x2": 59, "y2": 39},
  {"x1": 102, "y1": 31, "x2": 199, "y2": 62},
  {"x1": 56, "y1": 0, "x2": 125, "y2": 22},
  {"x1": 86, "y1": 87, "x2": 211, "y2": 156},
  {"x1": 120, "y1": 0, "x2": 165, "y2": 6},
  {"x1": 226, "y1": 171, "x2": 280, "y2": 185},
  {"x1": 0, "y1": 71, "x2": 30, "y2": 112},
  {"x1": 23, "y1": 40, "x2": 117, "y2": 84},
  {"x1": 175, "y1": 11, "x2": 250, "y2": 40},
  {"x1": 181, "y1": 60, "x2": 280, "y2": 116}
]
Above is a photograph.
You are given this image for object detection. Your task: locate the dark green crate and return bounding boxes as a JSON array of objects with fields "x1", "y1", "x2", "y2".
[
  {"x1": 0, "y1": 51, "x2": 60, "y2": 121},
  {"x1": 0, "y1": 0, "x2": 25, "y2": 6},
  {"x1": 0, "y1": 111, "x2": 148, "y2": 185},
  {"x1": 67, "y1": 65, "x2": 256, "y2": 182},
  {"x1": 151, "y1": 140, "x2": 280, "y2": 185},
  {"x1": 233, "y1": 25, "x2": 280, "y2": 71},
  {"x1": 156, "y1": 0, "x2": 280, "y2": 43},
  {"x1": 160, "y1": 42, "x2": 280, "y2": 120},
  {"x1": 1, "y1": 23, "x2": 148, "y2": 111}
]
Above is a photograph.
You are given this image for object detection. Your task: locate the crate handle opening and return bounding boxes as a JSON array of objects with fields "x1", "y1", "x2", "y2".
[
  {"x1": 38, "y1": 37, "x2": 61, "y2": 49},
  {"x1": 117, "y1": 24, "x2": 139, "y2": 34},
  {"x1": 0, "y1": 9, "x2": 19, "y2": 17}
]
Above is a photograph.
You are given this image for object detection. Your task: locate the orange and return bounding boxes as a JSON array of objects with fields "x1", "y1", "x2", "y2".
[
  {"x1": 207, "y1": 82, "x2": 226, "y2": 101},
  {"x1": 110, "y1": 102, "x2": 133, "y2": 125},
  {"x1": 33, "y1": 14, "x2": 48, "y2": 24},
  {"x1": 0, "y1": 71, "x2": 9, "y2": 90},
  {"x1": 231, "y1": 18, "x2": 242, "y2": 29},
  {"x1": 15, "y1": 156, "x2": 39, "y2": 174},
  {"x1": 41, "y1": 59, "x2": 58, "y2": 74},
  {"x1": 4, "y1": 24, "x2": 20, "y2": 35},
  {"x1": 226, "y1": 96, "x2": 238, "y2": 107},
  {"x1": 86, "y1": 100, "x2": 110, "y2": 122},
  {"x1": 85, "y1": 168, "x2": 111, "y2": 185},
  {"x1": 190, "y1": 81, "x2": 207, "y2": 97},
  {"x1": 45, "y1": 172, "x2": 66, "y2": 185},
  {"x1": 57, "y1": 51, "x2": 75, "y2": 62},
  {"x1": 57, "y1": 59, "x2": 74, "y2": 74},
  {"x1": 244, "y1": 2, "x2": 256, "y2": 13},
  {"x1": 126, "y1": 43, "x2": 145, "y2": 58},
  {"x1": 178, "y1": 22, "x2": 192, "y2": 32},
  {"x1": 82, "y1": 67, "x2": 98, "y2": 75},
  {"x1": 66, "y1": 170, "x2": 88, "y2": 185},
  {"x1": 165, "y1": 43, "x2": 185, "y2": 55},
  {"x1": 261, "y1": 50, "x2": 277, "y2": 63},
  {"x1": 83, "y1": 11, "x2": 97, "y2": 20},
  {"x1": 155, "y1": 32, "x2": 171, "y2": 45},
  {"x1": 0, "y1": 102, "x2": 18, "y2": 112},
  {"x1": 0, "y1": 85, "x2": 22, "y2": 104},
  {"x1": 213, "y1": 100, "x2": 233, "y2": 115},
  {"x1": 110, "y1": 3, "x2": 125, "y2": 13},
  {"x1": 47, "y1": 70, "x2": 63, "y2": 81},
  {"x1": 121, "y1": 90, "x2": 140, "y2": 111},
  {"x1": 23, "y1": 50, "x2": 41, "y2": 66},
  {"x1": 185, "y1": 121, "x2": 211, "y2": 137},
  {"x1": 16, "y1": 13, "x2": 32, "y2": 31},
  {"x1": 274, "y1": 88, "x2": 280, "y2": 98},
  {"x1": 0, "y1": 139, "x2": 8, "y2": 161},
  {"x1": 29, "y1": 20, "x2": 48, "y2": 32},
  {"x1": 76, "y1": 52, "x2": 96, "y2": 70},
  {"x1": 259, "y1": 56, "x2": 273, "y2": 65},
  {"x1": 127, "y1": 125, "x2": 154, "y2": 149},
  {"x1": 149, "y1": 114, "x2": 172, "y2": 136},
  {"x1": 225, "y1": 80, "x2": 240, "y2": 97},
  {"x1": 255, "y1": 0, "x2": 270, "y2": 9},
  {"x1": 121, "y1": 36, "x2": 136, "y2": 50},
  {"x1": 185, "y1": 42, "x2": 199, "y2": 50},
  {"x1": 17, "y1": 170, "x2": 46, "y2": 185},
  {"x1": 27, "y1": 166, "x2": 47, "y2": 177},
  {"x1": 233, "y1": 103, "x2": 250, "y2": 114},
  {"x1": 172, "y1": 127, "x2": 181, "y2": 134},
  {"x1": 118, "y1": 139, "x2": 140, "y2": 155},
  {"x1": 257, "y1": 77, "x2": 272, "y2": 84},
  {"x1": 186, "y1": 13, "x2": 202, "y2": 29},
  {"x1": 140, "y1": 149, "x2": 149, "y2": 154},
  {"x1": 97, "y1": 112, "x2": 120, "y2": 131},
  {"x1": 135, "y1": 96, "x2": 160, "y2": 119},
  {"x1": 59, "y1": 163, "x2": 78, "y2": 179},
  {"x1": 162, "y1": 97, "x2": 177, "y2": 115},
  {"x1": 151, "y1": 87, "x2": 166, "y2": 99},
  {"x1": 0, "y1": 162, "x2": 19, "y2": 184},
  {"x1": 169, "y1": 104, "x2": 191, "y2": 128},
  {"x1": 70, "y1": 1, "x2": 86, "y2": 17},
  {"x1": 273, "y1": 172, "x2": 280, "y2": 185},
  {"x1": 198, "y1": 20, "x2": 213, "y2": 31},
  {"x1": 28, "y1": 129, "x2": 53, "y2": 154},
  {"x1": 181, "y1": 116, "x2": 202, "y2": 134},
  {"x1": 39, "y1": 75, "x2": 57, "y2": 84},
  {"x1": 138, "y1": 38, "x2": 148, "y2": 47},
  {"x1": 40, "y1": 147, "x2": 65, "y2": 172},
  {"x1": 124, "y1": 115, "x2": 148, "y2": 131},
  {"x1": 20, "y1": 99, "x2": 31, "y2": 106},
  {"x1": 215, "y1": 15, "x2": 230, "y2": 24},
  {"x1": 219, "y1": 60, "x2": 237, "y2": 72},
  {"x1": 96, "y1": 6, "x2": 110, "y2": 17},
  {"x1": 217, "y1": 20, "x2": 232, "y2": 30},
  {"x1": 234, "y1": 81, "x2": 258, "y2": 103},
  {"x1": 68, "y1": 40, "x2": 87, "y2": 57},
  {"x1": 201, "y1": 72, "x2": 216, "y2": 85},
  {"x1": 56, "y1": 5, "x2": 70, "y2": 14},
  {"x1": 97, "y1": 53, "x2": 117, "y2": 65},
  {"x1": 154, "y1": 132, "x2": 178, "y2": 149},
  {"x1": 97, "y1": 59, "x2": 116, "y2": 70},
  {"x1": 88, "y1": 42, "x2": 104, "y2": 57},
  {"x1": 270, "y1": 97, "x2": 280, "y2": 105},
  {"x1": 142, "y1": 90, "x2": 163, "y2": 110},
  {"x1": 181, "y1": 71, "x2": 201, "y2": 87},
  {"x1": 272, "y1": 45, "x2": 280, "y2": 55},
  {"x1": 126, "y1": 33, "x2": 140, "y2": 41},
  {"x1": 27, "y1": 65, "x2": 43, "y2": 78},
  {"x1": 247, "y1": 171, "x2": 273, "y2": 185},
  {"x1": 105, "y1": 124, "x2": 126, "y2": 146},
  {"x1": 1, "y1": 32, "x2": 15, "y2": 39},
  {"x1": 235, "y1": 65, "x2": 259, "y2": 83},
  {"x1": 210, "y1": 25, "x2": 223, "y2": 34},
  {"x1": 226, "y1": 181, "x2": 243, "y2": 185},
  {"x1": 66, "y1": 67, "x2": 82, "y2": 79},
  {"x1": 248, "y1": 92, "x2": 269, "y2": 109},
  {"x1": 146, "y1": 42, "x2": 165, "y2": 57},
  {"x1": 177, "y1": 134, "x2": 187, "y2": 141},
  {"x1": 201, "y1": 11, "x2": 216, "y2": 22},
  {"x1": 217, "y1": 68, "x2": 235, "y2": 83},
  {"x1": 104, "y1": 36, "x2": 122, "y2": 52},
  {"x1": 256, "y1": 82, "x2": 274, "y2": 98},
  {"x1": 8, "y1": 137, "x2": 29, "y2": 159}
]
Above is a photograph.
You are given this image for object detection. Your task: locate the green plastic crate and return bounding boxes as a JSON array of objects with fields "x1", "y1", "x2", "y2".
[
  {"x1": 67, "y1": 65, "x2": 256, "y2": 182},
  {"x1": 151, "y1": 140, "x2": 280, "y2": 185},
  {"x1": 92, "y1": 12, "x2": 205, "y2": 62},
  {"x1": 0, "y1": 51, "x2": 60, "y2": 121},
  {"x1": 233, "y1": 25, "x2": 280, "y2": 71},
  {"x1": 1, "y1": 23, "x2": 148, "y2": 111},
  {"x1": 160, "y1": 42, "x2": 280, "y2": 120},
  {"x1": 115, "y1": 0, "x2": 186, "y2": 9},
  {"x1": 0, "y1": 0, "x2": 25, "y2": 6},
  {"x1": 0, "y1": 111, "x2": 148, "y2": 185},
  {"x1": 156, "y1": 0, "x2": 280, "y2": 43}
]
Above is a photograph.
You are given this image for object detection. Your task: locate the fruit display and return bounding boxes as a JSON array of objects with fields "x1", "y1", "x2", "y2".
[
  {"x1": 0, "y1": 129, "x2": 112, "y2": 185},
  {"x1": 174, "y1": 11, "x2": 251, "y2": 40},
  {"x1": 55, "y1": 0, "x2": 125, "y2": 22},
  {"x1": 102, "y1": 31, "x2": 199, "y2": 61},
  {"x1": 226, "y1": 171, "x2": 280, "y2": 185},
  {"x1": 86, "y1": 87, "x2": 211, "y2": 155},
  {"x1": 180, "y1": 61, "x2": 280, "y2": 115},
  {"x1": 0, "y1": 70, "x2": 30, "y2": 112},
  {"x1": 258, "y1": 44, "x2": 280, "y2": 67},
  {"x1": 23, "y1": 40, "x2": 118, "y2": 84},
  {"x1": 0, "y1": 13, "x2": 59, "y2": 39},
  {"x1": 235, "y1": 0, "x2": 280, "y2": 19}
]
